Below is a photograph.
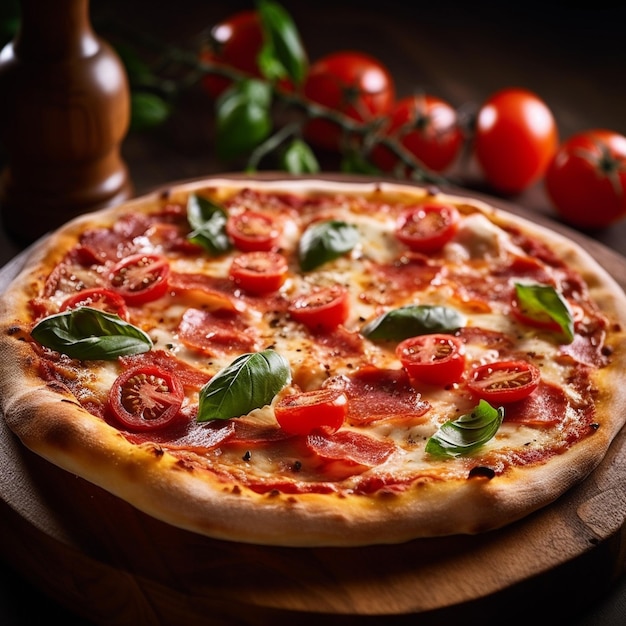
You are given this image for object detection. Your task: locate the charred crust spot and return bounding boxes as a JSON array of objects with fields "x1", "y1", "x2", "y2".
[
  {"x1": 286, "y1": 496, "x2": 297, "y2": 504},
  {"x1": 267, "y1": 489, "x2": 281, "y2": 498},
  {"x1": 232, "y1": 485, "x2": 241, "y2": 495},
  {"x1": 468, "y1": 466, "x2": 496, "y2": 479},
  {"x1": 7, "y1": 325, "x2": 24, "y2": 336},
  {"x1": 590, "y1": 423, "x2": 600, "y2": 431},
  {"x1": 175, "y1": 458, "x2": 195, "y2": 472},
  {"x1": 152, "y1": 446, "x2": 165, "y2": 458}
]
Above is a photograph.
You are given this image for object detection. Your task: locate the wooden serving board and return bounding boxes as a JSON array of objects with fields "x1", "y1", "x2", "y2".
[{"x1": 1, "y1": 180, "x2": 626, "y2": 625}]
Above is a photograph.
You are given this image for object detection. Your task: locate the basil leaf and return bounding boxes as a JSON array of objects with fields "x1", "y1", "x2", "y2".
[
  {"x1": 425, "y1": 400, "x2": 504, "y2": 458},
  {"x1": 362, "y1": 305, "x2": 465, "y2": 341},
  {"x1": 280, "y1": 138, "x2": 320, "y2": 174},
  {"x1": 130, "y1": 91, "x2": 172, "y2": 131},
  {"x1": 186, "y1": 193, "x2": 231, "y2": 255},
  {"x1": 197, "y1": 349, "x2": 291, "y2": 422},
  {"x1": 514, "y1": 282, "x2": 574, "y2": 343},
  {"x1": 215, "y1": 78, "x2": 273, "y2": 161},
  {"x1": 299, "y1": 220, "x2": 359, "y2": 271},
  {"x1": 257, "y1": 0, "x2": 308, "y2": 86},
  {"x1": 31, "y1": 307, "x2": 153, "y2": 360}
]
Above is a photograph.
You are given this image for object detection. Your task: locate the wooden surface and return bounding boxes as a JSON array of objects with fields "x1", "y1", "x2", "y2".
[
  {"x1": 0, "y1": 178, "x2": 626, "y2": 625},
  {"x1": 1, "y1": 2, "x2": 626, "y2": 624}
]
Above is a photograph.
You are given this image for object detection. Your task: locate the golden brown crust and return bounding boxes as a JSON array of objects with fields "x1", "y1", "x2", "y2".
[{"x1": 1, "y1": 177, "x2": 626, "y2": 547}]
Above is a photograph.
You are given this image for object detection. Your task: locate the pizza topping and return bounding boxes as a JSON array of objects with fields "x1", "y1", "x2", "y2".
[
  {"x1": 512, "y1": 282, "x2": 574, "y2": 343},
  {"x1": 305, "y1": 429, "x2": 396, "y2": 467},
  {"x1": 395, "y1": 203, "x2": 460, "y2": 253},
  {"x1": 226, "y1": 210, "x2": 282, "y2": 251},
  {"x1": 186, "y1": 193, "x2": 231, "y2": 255},
  {"x1": 229, "y1": 251, "x2": 289, "y2": 294},
  {"x1": 108, "y1": 364, "x2": 185, "y2": 431},
  {"x1": 168, "y1": 272, "x2": 244, "y2": 312},
  {"x1": 298, "y1": 219, "x2": 359, "y2": 271},
  {"x1": 425, "y1": 399, "x2": 504, "y2": 457},
  {"x1": 396, "y1": 333, "x2": 466, "y2": 386},
  {"x1": 108, "y1": 253, "x2": 171, "y2": 305},
  {"x1": 274, "y1": 387, "x2": 348, "y2": 435},
  {"x1": 467, "y1": 360, "x2": 541, "y2": 404},
  {"x1": 362, "y1": 304, "x2": 465, "y2": 341},
  {"x1": 288, "y1": 285, "x2": 350, "y2": 332},
  {"x1": 197, "y1": 350, "x2": 291, "y2": 422},
  {"x1": 60, "y1": 287, "x2": 129, "y2": 321},
  {"x1": 30, "y1": 307, "x2": 153, "y2": 360}
]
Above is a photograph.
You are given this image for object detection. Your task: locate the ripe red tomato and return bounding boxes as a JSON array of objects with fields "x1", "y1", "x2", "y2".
[
  {"x1": 303, "y1": 51, "x2": 395, "y2": 152},
  {"x1": 288, "y1": 285, "x2": 350, "y2": 332},
  {"x1": 274, "y1": 387, "x2": 348, "y2": 435},
  {"x1": 468, "y1": 360, "x2": 540, "y2": 404},
  {"x1": 545, "y1": 129, "x2": 626, "y2": 229},
  {"x1": 473, "y1": 88, "x2": 558, "y2": 194},
  {"x1": 60, "y1": 287, "x2": 129, "y2": 320},
  {"x1": 108, "y1": 365, "x2": 185, "y2": 431},
  {"x1": 226, "y1": 210, "x2": 282, "y2": 251},
  {"x1": 109, "y1": 253, "x2": 170, "y2": 305},
  {"x1": 200, "y1": 10, "x2": 264, "y2": 99},
  {"x1": 229, "y1": 251, "x2": 288, "y2": 294},
  {"x1": 373, "y1": 94, "x2": 464, "y2": 173},
  {"x1": 396, "y1": 334, "x2": 466, "y2": 386},
  {"x1": 395, "y1": 203, "x2": 460, "y2": 253}
]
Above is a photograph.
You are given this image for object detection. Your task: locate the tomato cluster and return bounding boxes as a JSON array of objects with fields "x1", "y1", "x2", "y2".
[{"x1": 199, "y1": 8, "x2": 626, "y2": 230}]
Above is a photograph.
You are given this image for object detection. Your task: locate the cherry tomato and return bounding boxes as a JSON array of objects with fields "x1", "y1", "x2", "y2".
[
  {"x1": 468, "y1": 360, "x2": 540, "y2": 404},
  {"x1": 60, "y1": 287, "x2": 129, "y2": 320},
  {"x1": 396, "y1": 334, "x2": 465, "y2": 386},
  {"x1": 109, "y1": 253, "x2": 170, "y2": 306},
  {"x1": 274, "y1": 387, "x2": 348, "y2": 435},
  {"x1": 545, "y1": 129, "x2": 626, "y2": 229},
  {"x1": 288, "y1": 285, "x2": 349, "y2": 332},
  {"x1": 108, "y1": 365, "x2": 185, "y2": 431},
  {"x1": 473, "y1": 88, "x2": 558, "y2": 194},
  {"x1": 229, "y1": 251, "x2": 288, "y2": 294},
  {"x1": 226, "y1": 210, "x2": 281, "y2": 251},
  {"x1": 373, "y1": 94, "x2": 464, "y2": 173},
  {"x1": 303, "y1": 51, "x2": 395, "y2": 152},
  {"x1": 395, "y1": 203, "x2": 460, "y2": 253},
  {"x1": 199, "y1": 11, "x2": 264, "y2": 99}
]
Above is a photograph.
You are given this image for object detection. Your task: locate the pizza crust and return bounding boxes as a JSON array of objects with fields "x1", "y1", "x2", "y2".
[{"x1": 1, "y1": 177, "x2": 626, "y2": 547}]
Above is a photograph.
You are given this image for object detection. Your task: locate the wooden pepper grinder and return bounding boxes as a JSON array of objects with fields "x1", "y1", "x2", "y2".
[{"x1": 0, "y1": 0, "x2": 133, "y2": 245}]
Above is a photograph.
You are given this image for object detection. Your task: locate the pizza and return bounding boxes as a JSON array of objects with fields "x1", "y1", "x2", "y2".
[{"x1": 1, "y1": 176, "x2": 625, "y2": 548}]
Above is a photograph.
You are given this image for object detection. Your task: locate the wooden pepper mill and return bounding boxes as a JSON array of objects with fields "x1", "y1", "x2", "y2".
[{"x1": 0, "y1": 0, "x2": 133, "y2": 245}]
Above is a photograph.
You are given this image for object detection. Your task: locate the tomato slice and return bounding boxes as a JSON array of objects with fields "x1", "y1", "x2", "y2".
[
  {"x1": 468, "y1": 360, "x2": 540, "y2": 404},
  {"x1": 109, "y1": 253, "x2": 170, "y2": 305},
  {"x1": 274, "y1": 387, "x2": 348, "y2": 435},
  {"x1": 108, "y1": 365, "x2": 185, "y2": 431},
  {"x1": 60, "y1": 287, "x2": 129, "y2": 320},
  {"x1": 395, "y1": 203, "x2": 460, "y2": 253},
  {"x1": 226, "y1": 210, "x2": 281, "y2": 252},
  {"x1": 396, "y1": 333, "x2": 465, "y2": 386},
  {"x1": 288, "y1": 285, "x2": 349, "y2": 332},
  {"x1": 229, "y1": 251, "x2": 288, "y2": 294}
]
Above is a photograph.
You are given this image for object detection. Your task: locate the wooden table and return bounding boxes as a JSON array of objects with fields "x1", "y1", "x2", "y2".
[{"x1": 1, "y1": 2, "x2": 626, "y2": 624}]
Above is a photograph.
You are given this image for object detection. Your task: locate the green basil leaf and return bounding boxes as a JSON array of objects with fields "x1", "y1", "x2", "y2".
[
  {"x1": 197, "y1": 349, "x2": 291, "y2": 422},
  {"x1": 257, "y1": 0, "x2": 308, "y2": 86},
  {"x1": 362, "y1": 305, "x2": 465, "y2": 341},
  {"x1": 31, "y1": 307, "x2": 153, "y2": 360},
  {"x1": 280, "y1": 138, "x2": 320, "y2": 174},
  {"x1": 299, "y1": 220, "x2": 359, "y2": 271},
  {"x1": 514, "y1": 282, "x2": 574, "y2": 343},
  {"x1": 186, "y1": 193, "x2": 231, "y2": 255},
  {"x1": 215, "y1": 78, "x2": 273, "y2": 161},
  {"x1": 425, "y1": 400, "x2": 504, "y2": 458},
  {"x1": 130, "y1": 91, "x2": 172, "y2": 131}
]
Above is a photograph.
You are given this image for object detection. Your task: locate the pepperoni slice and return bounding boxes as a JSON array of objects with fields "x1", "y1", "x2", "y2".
[{"x1": 305, "y1": 430, "x2": 396, "y2": 467}]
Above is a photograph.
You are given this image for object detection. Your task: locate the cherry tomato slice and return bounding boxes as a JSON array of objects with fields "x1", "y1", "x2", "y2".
[
  {"x1": 229, "y1": 251, "x2": 288, "y2": 294},
  {"x1": 468, "y1": 360, "x2": 540, "y2": 404},
  {"x1": 108, "y1": 365, "x2": 184, "y2": 431},
  {"x1": 226, "y1": 210, "x2": 281, "y2": 252},
  {"x1": 288, "y1": 285, "x2": 349, "y2": 332},
  {"x1": 274, "y1": 387, "x2": 348, "y2": 435},
  {"x1": 60, "y1": 287, "x2": 129, "y2": 320},
  {"x1": 396, "y1": 334, "x2": 465, "y2": 386},
  {"x1": 109, "y1": 253, "x2": 170, "y2": 305},
  {"x1": 395, "y1": 203, "x2": 460, "y2": 253}
]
